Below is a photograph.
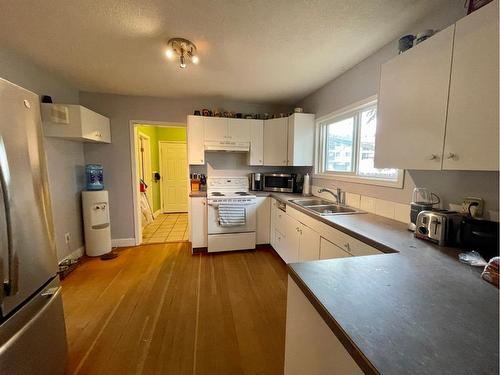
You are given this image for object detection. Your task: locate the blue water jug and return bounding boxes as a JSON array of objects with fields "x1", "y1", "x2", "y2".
[{"x1": 85, "y1": 164, "x2": 104, "y2": 191}]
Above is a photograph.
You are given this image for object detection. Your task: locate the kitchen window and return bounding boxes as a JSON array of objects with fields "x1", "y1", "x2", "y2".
[{"x1": 315, "y1": 96, "x2": 404, "y2": 188}]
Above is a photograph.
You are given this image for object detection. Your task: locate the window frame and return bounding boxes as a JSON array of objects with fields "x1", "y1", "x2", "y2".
[{"x1": 314, "y1": 96, "x2": 405, "y2": 188}]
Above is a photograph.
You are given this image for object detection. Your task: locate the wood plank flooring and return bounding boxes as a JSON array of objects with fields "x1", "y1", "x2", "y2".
[{"x1": 61, "y1": 243, "x2": 288, "y2": 375}]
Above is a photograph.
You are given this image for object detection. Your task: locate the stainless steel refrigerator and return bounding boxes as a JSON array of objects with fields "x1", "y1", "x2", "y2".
[{"x1": 0, "y1": 78, "x2": 68, "y2": 374}]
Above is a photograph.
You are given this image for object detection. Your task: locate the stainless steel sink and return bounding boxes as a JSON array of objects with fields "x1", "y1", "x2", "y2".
[
  {"x1": 307, "y1": 205, "x2": 358, "y2": 215},
  {"x1": 289, "y1": 198, "x2": 334, "y2": 207},
  {"x1": 289, "y1": 198, "x2": 363, "y2": 216}
]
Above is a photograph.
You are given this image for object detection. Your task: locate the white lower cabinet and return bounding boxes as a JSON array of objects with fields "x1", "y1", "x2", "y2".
[
  {"x1": 256, "y1": 197, "x2": 270, "y2": 245},
  {"x1": 189, "y1": 197, "x2": 207, "y2": 248},
  {"x1": 319, "y1": 238, "x2": 351, "y2": 260},
  {"x1": 269, "y1": 202, "x2": 382, "y2": 263},
  {"x1": 285, "y1": 276, "x2": 363, "y2": 375}
]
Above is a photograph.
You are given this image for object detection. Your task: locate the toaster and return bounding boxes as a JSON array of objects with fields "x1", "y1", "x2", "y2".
[{"x1": 414, "y1": 211, "x2": 462, "y2": 246}]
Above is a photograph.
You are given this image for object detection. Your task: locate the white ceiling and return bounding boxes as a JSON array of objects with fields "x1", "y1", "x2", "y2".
[{"x1": 0, "y1": 0, "x2": 449, "y2": 104}]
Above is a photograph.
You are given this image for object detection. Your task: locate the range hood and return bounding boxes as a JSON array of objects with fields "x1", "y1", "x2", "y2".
[{"x1": 204, "y1": 141, "x2": 250, "y2": 152}]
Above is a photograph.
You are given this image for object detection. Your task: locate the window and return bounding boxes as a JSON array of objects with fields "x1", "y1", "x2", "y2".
[{"x1": 316, "y1": 97, "x2": 404, "y2": 187}]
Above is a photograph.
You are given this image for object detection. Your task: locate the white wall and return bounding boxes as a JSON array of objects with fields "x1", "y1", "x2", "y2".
[
  {"x1": 79, "y1": 91, "x2": 290, "y2": 241},
  {"x1": 0, "y1": 45, "x2": 85, "y2": 261},
  {"x1": 296, "y1": 2, "x2": 499, "y2": 215}
]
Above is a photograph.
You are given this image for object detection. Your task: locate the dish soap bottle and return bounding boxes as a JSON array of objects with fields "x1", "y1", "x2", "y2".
[{"x1": 303, "y1": 173, "x2": 311, "y2": 196}]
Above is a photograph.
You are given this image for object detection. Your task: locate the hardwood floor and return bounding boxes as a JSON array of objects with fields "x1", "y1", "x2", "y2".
[{"x1": 61, "y1": 242, "x2": 288, "y2": 375}]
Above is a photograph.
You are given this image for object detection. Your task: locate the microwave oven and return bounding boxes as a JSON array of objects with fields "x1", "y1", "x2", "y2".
[{"x1": 263, "y1": 173, "x2": 296, "y2": 193}]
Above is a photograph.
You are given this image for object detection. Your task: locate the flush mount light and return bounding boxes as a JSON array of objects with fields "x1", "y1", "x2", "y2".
[{"x1": 165, "y1": 38, "x2": 199, "y2": 69}]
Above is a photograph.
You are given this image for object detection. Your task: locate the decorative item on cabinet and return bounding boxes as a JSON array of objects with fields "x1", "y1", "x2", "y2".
[
  {"x1": 398, "y1": 34, "x2": 415, "y2": 53},
  {"x1": 467, "y1": 0, "x2": 494, "y2": 13},
  {"x1": 415, "y1": 29, "x2": 435, "y2": 45}
]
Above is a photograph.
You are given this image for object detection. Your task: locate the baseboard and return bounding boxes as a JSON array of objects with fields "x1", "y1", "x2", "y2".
[
  {"x1": 153, "y1": 209, "x2": 161, "y2": 218},
  {"x1": 111, "y1": 238, "x2": 136, "y2": 248},
  {"x1": 58, "y1": 246, "x2": 85, "y2": 264}
]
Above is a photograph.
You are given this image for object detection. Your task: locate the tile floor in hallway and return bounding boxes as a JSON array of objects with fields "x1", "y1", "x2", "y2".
[{"x1": 142, "y1": 213, "x2": 188, "y2": 243}]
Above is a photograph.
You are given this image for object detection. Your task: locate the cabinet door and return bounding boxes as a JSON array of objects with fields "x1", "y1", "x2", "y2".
[
  {"x1": 256, "y1": 197, "x2": 270, "y2": 245},
  {"x1": 270, "y1": 198, "x2": 277, "y2": 248},
  {"x1": 187, "y1": 116, "x2": 205, "y2": 165},
  {"x1": 229, "y1": 118, "x2": 251, "y2": 142},
  {"x1": 203, "y1": 117, "x2": 228, "y2": 142},
  {"x1": 80, "y1": 106, "x2": 111, "y2": 143},
  {"x1": 287, "y1": 113, "x2": 314, "y2": 166},
  {"x1": 264, "y1": 118, "x2": 288, "y2": 166},
  {"x1": 375, "y1": 25, "x2": 455, "y2": 170},
  {"x1": 298, "y1": 224, "x2": 320, "y2": 261},
  {"x1": 249, "y1": 120, "x2": 264, "y2": 165},
  {"x1": 443, "y1": 0, "x2": 499, "y2": 171},
  {"x1": 319, "y1": 238, "x2": 350, "y2": 260},
  {"x1": 274, "y1": 230, "x2": 286, "y2": 261},
  {"x1": 190, "y1": 197, "x2": 207, "y2": 248},
  {"x1": 284, "y1": 214, "x2": 300, "y2": 263}
]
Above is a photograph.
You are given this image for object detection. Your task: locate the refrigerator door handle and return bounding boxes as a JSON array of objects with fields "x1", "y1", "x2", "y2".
[{"x1": 0, "y1": 136, "x2": 18, "y2": 296}]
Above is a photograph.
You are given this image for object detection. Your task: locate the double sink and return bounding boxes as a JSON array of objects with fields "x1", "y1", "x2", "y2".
[{"x1": 289, "y1": 198, "x2": 364, "y2": 216}]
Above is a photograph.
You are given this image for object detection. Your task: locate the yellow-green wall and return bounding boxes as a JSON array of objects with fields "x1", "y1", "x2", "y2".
[{"x1": 137, "y1": 125, "x2": 186, "y2": 212}]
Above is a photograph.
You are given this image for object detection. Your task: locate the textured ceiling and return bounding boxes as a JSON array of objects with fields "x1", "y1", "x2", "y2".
[{"x1": 0, "y1": 0, "x2": 450, "y2": 104}]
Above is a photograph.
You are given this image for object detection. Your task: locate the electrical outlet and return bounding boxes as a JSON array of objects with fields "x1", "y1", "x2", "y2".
[
  {"x1": 462, "y1": 197, "x2": 484, "y2": 217},
  {"x1": 64, "y1": 232, "x2": 71, "y2": 244}
]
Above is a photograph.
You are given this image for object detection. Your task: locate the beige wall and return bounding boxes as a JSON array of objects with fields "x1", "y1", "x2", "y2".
[
  {"x1": 0, "y1": 45, "x2": 85, "y2": 261},
  {"x1": 79, "y1": 91, "x2": 289, "y2": 240},
  {"x1": 296, "y1": 2, "x2": 499, "y2": 215}
]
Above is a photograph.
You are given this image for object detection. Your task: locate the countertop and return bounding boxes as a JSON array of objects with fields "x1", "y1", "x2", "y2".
[
  {"x1": 189, "y1": 191, "x2": 207, "y2": 197},
  {"x1": 270, "y1": 193, "x2": 499, "y2": 375}
]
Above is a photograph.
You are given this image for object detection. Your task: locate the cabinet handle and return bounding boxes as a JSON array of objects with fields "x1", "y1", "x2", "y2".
[
  {"x1": 446, "y1": 152, "x2": 457, "y2": 160},
  {"x1": 296, "y1": 227, "x2": 299, "y2": 232},
  {"x1": 344, "y1": 243, "x2": 350, "y2": 251},
  {"x1": 299, "y1": 229, "x2": 303, "y2": 235},
  {"x1": 426, "y1": 154, "x2": 439, "y2": 161}
]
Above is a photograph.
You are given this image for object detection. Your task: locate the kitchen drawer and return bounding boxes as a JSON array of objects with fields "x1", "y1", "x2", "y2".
[
  {"x1": 275, "y1": 208, "x2": 287, "y2": 236},
  {"x1": 332, "y1": 231, "x2": 381, "y2": 257}
]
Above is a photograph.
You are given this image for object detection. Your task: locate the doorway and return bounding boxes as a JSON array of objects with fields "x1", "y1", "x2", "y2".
[{"x1": 131, "y1": 122, "x2": 189, "y2": 245}]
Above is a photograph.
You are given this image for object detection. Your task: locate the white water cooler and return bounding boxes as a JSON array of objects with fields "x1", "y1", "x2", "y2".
[{"x1": 82, "y1": 190, "x2": 112, "y2": 256}]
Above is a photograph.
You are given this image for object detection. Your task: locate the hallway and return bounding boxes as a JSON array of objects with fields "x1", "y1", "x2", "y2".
[{"x1": 142, "y1": 213, "x2": 188, "y2": 243}]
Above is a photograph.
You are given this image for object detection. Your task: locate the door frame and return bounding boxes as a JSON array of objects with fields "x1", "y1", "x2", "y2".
[
  {"x1": 129, "y1": 120, "x2": 188, "y2": 245},
  {"x1": 137, "y1": 131, "x2": 153, "y2": 212},
  {"x1": 159, "y1": 140, "x2": 188, "y2": 214}
]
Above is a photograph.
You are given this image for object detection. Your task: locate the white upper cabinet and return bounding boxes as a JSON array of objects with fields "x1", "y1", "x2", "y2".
[
  {"x1": 287, "y1": 113, "x2": 315, "y2": 166},
  {"x1": 228, "y1": 119, "x2": 251, "y2": 142},
  {"x1": 249, "y1": 120, "x2": 264, "y2": 165},
  {"x1": 41, "y1": 104, "x2": 111, "y2": 143},
  {"x1": 187, "y1": 115, "x2": 205, "y2": 165},
  {"x1": 376, "y1": 2, "x2": 499, "y2": 172},
  {"x1": 203, "y1": 117, "x2": 229, "y2": 142},
  {"x1": 443, "y1": 0, "x2": 499, "y2": 171},
  {"x1": 375, "y1": 25, "x2": 454, "y2": 170},
  {"x1": 264, "y1": 117, "x2": 288, "y2": 166}
]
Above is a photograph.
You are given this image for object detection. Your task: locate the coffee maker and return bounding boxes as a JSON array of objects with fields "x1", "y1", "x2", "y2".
[
  {"x1": 409, "y1": 187, "x2": 440, "y2": 231},
  {"x1": 250, "y1": 173, "x2": 263, "y2": 191}
]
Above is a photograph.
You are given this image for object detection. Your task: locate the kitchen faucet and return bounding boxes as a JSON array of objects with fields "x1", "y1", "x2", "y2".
[{"x1": 318, "y1": 187, "x2": 345, "y2": 205}]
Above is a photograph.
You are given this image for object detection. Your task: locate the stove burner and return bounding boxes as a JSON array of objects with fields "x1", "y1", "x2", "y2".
[
  {"x1": 235, "y1": 192, "x2": 250, "y2": 196},
  {"x1": 211, "y1": 192, "x2": 225, "y2": 196}
]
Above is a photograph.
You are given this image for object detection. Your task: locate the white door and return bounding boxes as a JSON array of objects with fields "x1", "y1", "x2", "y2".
[
  {"x1": 190, "y1": 197, "x2": 207, "y2": 248},
  {"x1": 249, "y1": 120, "x2": 264, "y2": 165},
  {"x1": 298, "y1": 224, "x2": 320, "y2": 261},
  {"x1": 319, "y1": 238, "x2": 350, "y2": 260},
  {"x1": 160, "y1": 142, "x2": 188, "y2": 213},
  {"x1": 203, "y1": 117, "x2": 228, "y2": 142},
  {"x1": 264, "y1": 117, "x2": 288, "y2": 166},
  {"x1": 187, "y1": 115, "x2": 205, "y2": 165},
  {"x1": 256, "y1": 196, "x2": 270, "y2": 244},
  {"x1": 375, "y1": 25, "x2": 455, "y2": 170},
  {"x1": 228, "y1": 118, "x2": 251, "y2": 142},
  {"x1": 284, "y1": 214, "x2": 300, "y2": 263},
  {"x1": 443, "y1": 0, "x2": 499, "y2": 171},
  {"x1": 138, "y1": 132, "x2": 153, "y2": 209}
]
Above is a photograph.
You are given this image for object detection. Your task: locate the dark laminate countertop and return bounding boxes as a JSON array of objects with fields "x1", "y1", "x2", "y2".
[{"x1": 269, "y1": 193, "x2": 499, "y2": 375}]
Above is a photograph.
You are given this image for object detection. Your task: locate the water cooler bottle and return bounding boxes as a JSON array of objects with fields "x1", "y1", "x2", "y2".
[{"x1": 82, "y1": 190, "x2": 112, "y2": 256}]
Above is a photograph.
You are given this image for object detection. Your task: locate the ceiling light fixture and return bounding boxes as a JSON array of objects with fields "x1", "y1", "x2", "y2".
[{"x1": 165, "y1": 38, "x2": 199, "y2": 69}]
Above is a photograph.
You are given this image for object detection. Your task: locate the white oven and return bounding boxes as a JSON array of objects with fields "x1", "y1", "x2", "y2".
[{"x1": 207, "y1": 198, "x2": 256, "y2": 234}]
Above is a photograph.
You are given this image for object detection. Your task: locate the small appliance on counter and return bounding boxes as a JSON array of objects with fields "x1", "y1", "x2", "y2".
[
  {"x1": 414, "y1": 210, "x2": 462, "y2": 246},
  {"x1": 458, "y1": 217, "x2": 499, "y2": 261},
  {"x1": 250, "y1": 172, "x2": 263, "y2": 191},
  {"x1": 190, "y1": 173, "x2": 206, "y2": 192},
  {"x1": 262, "y1": 173, "x2": 297, "y2": 193},
  {"x1": 409, "y1": 187, "x2": 440, "y2": 231}
]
